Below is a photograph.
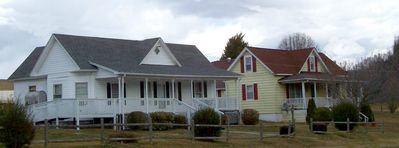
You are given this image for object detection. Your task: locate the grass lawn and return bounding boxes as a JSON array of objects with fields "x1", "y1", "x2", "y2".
[{"x1": 25, "y1": 104, "x2": 399, "y2": 148}]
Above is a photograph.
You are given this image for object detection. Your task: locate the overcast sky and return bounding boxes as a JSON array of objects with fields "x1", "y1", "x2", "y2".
[{"x1": 0, "y1": 0, "x2": 398, "y2": 79}]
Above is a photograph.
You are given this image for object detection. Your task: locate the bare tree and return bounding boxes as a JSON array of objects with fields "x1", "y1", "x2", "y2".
[{"x1": 278, "y1": 32, "x2": 320, "y2": 51}]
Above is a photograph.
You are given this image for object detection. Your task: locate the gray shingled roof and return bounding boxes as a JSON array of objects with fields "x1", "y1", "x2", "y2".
[
  {"x1": 9, "y1": 34, "x2": 240, "y2": 79},
  {"x1": 8, "y1": 47, "x2": 45, "y2": 80}
]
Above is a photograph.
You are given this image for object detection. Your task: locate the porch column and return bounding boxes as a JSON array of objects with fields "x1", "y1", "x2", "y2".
[
  {"x1": 121, "y1": 76, "x2": 125, "y2": 128},
  {"x1": 214, "y1": 80, "x2": 218, "y2": 109},
  {"x1": 171, "y1": 79, "x2": 175, "y2": 113},
  {"x1": 145, "y1": 78, "x2": 149, "y2": 113},
  {"x1": 301, "y1": 81, "x2": 306, "y2": 109},
  {"x1": 76, "y1": 99, "x2": 80, "y2": 131},
  {"x1": 118, "y1": 77, "x2": 122, "y2": 130},
  {"x1": 190, "y1": 80, "x2": 194, "y2": 106}
]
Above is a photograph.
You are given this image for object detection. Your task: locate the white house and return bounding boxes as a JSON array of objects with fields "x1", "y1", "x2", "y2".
[{"x1": 9, "y1": 34, "x2": 241, "y2": 126}]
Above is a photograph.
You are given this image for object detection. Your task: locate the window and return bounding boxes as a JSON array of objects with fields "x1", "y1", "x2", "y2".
[
  {"x1": 245, "y1": 56, "x2": 252, "y2": 72},
  {"x1": 192, "y1": 81, "x2": 208, "y2": 98},
  {"x1": 75, "y1": 82, "x2": 88, "y2": 99},
  {"x1": 246, "y1": 85, "x2": 254, "y2": 100},
  {"x1": 309, "y1": 56, "x2": 315, "y2": 72},
  {"x1": 29, "y1": 86, "x2": 36, "y2": 92},
  {"x1": 288, "y1": 84, "x2": 303, "y2": 98},
  {"x1": 53, "y1": 84, "x2": 62, "y2": 99},
  {"x1": 111, "y1": 83, "x2": 119, "y2": 98}
]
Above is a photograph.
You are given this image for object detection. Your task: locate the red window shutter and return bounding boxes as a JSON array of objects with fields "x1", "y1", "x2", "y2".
[
  {"x1": 254, "y1": 83, "x2": 258, "y2": 100},
  {"x1": 217, "y1": 90, "x2": 221, "y2": 97},
  {"x1": 240, "y1": 57, "x2": 244, "y2": 73},
  {"x1": 307, "y1": 59, "x2": 310, "y2": 72},
  {"x1": 252, "y1": 56, "x2": 256, "y2": 72},
  {"x1": 315, "y1": 57, "x2": 318, "y2": 72},
  {"x1": 241, "y1": 84, "x2": 246, "y2": 100}
]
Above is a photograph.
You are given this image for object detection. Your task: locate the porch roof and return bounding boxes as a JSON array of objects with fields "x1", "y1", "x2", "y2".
[{"x1": 278, "y1": 72, "x2": 347, "y2": 83}]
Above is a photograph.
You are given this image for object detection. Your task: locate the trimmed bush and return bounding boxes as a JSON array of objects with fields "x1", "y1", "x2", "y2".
[
  {"x1": 360, "y1": 102, "x2": 374, "y2": 122},
  {"x1": 127, "y1": 111, "x2": 148, "y2": 130},
  {"x1": 306, "y1": 99, "x2": 316, "y2": 124},
  {"x1": 332, "y1": 102, "x2": 359, "y2": 131},
  {"x1": 311, "y1": 107, "x2": 332, "y2": 132},
  {"x1": 314, "y1": 107, "x2": 332, "y2": 122},
  {"x1": 174, "y1": 114, "x2": 187, "y2": 124},
  {"x1": 0, "y1": 101, "x2": 35, "y2": 148},
  {"x1": 150, "y1": 112, "x2": 174, "y2": 130},
  {"x1": 193, "y1": 108, "x2": 221, "y2": 138},
  {"x1": 241, "y1": 109, "x2": 259, "y2": 125}
]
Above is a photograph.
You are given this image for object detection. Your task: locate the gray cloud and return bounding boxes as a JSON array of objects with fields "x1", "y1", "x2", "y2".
[{"x1": 0, "y1": 0, "x2": 399, "y2": 79}]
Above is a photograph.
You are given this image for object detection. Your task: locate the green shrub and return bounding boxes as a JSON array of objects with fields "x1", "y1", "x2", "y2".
[
  {"x1": 108, "y1": 132, "x2": 138, "y2": 143},
  {"x1": 192, "y1": 108, "x2": 221, "y2": 138},
  {"x1": 241, "y1": 109, "x2": 259, "y2": 125},
  {"x1": 306, "y1": 99, "x2": 316, "y2": 124},
  {"x1": 360, "y1": 102, "x2": 374, "y2": 122},
  {"x1": 313, "y1": 107, "x2": 332, "y2": 122},
  {"x1": 332, "y1": 102, "x2": 359, "y2": 131},
  {"x1": 173, "y1": 114, "x2": 187, "y2": 124},
  {"x1": 0, "y1": 101, "x2": 35, "y2": 148},
  {"x1": 150, "y1": 112, "x2": 174, "y2": 130},
  {"x1": 127, "y1": 111, "x2": 148, "y2": 130}
]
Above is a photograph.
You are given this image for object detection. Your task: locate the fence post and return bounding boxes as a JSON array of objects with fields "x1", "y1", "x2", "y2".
[
  {"x1": 226, "y1": 120, "x2": 230, "y2": 142},
  {"x1": 100, "y1": 118, "x2": 104, "y2": 144},
  {"x1": 381, "y1": 120, "x2": 384, "y2": 134},
  {"x1": 310, "y1": 118, "x2": 313, "y2": 132},
  {"x1": 191, "y1": 119, "x2": 195, "y2": 143},
  {"x1": 346, "y1": 118, "x2": 350, "y2": 133},
  {"x1": 149, "y1": 118, "x2": 153, "y2": 144},
  {"x1": 44, "y1": 119, "x2": 48, "y2": 148},
  {"x1": 259, "y1": 121, "x2": 263, "y2": 141}
]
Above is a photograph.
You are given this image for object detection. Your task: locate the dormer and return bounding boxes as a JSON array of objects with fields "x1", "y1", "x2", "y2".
[
  {"x1": 140, "y1": 38, "x2": 182, "y2": 67},
  {"x1": 300, "y1": 49, "x2": 328, "y2": 73}
]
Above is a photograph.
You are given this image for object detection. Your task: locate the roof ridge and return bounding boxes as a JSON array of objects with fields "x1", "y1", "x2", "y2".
[
  {"x1": 53, "y1": 33, "x2": 159, "y2": 42},
  {"x1": 249, "y1": 46, "x2": 314, "y2": 52}
]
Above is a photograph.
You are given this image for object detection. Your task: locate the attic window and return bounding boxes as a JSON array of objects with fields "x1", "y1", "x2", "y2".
[
  {"x1": 309, "y1": 56, "x2": 316, "y2": 72},
  {"x1": 155, "y1": 46, "x2": 161, "y2": 54}
]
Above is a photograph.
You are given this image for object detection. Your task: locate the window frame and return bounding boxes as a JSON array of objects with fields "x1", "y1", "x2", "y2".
[
  {"x1": 53, "y1": 84, "x2": 62, "y2": 99},
  {"x1": 246, "y1": 84, "x2": 254, "y2": 100},
  {"x1": 75, "y1": 82, "x2": 88, "y2": 99},
  {"x1": 29, "y1": 85, "x2": 36, "y2": 92},
  {"x1": 244, "y1": 55, "x2": 252, "y2": 73},
  {"x1": 309, "y1": 56, "x2": 316, "y2": 72},
  {"x1": 111, "y1": 83, "x2": 119, "y2": 98}
]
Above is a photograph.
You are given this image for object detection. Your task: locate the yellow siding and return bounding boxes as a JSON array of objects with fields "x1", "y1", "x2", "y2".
[{"x1": 226, "y1": 53, "x2": 285, "y2": 114}]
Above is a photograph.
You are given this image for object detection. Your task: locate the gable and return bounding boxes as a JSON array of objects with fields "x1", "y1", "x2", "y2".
[
  {"x1": 228, "y1": 49, "x2": 274, "y2": 75},
  {"x1": 32, "y1": 37, "x2": 79, "y2": 76},
  {"x1": 140, "y1": 39, "x2": 181, "y2": 66},
  {"x1": 300, "y1": 50, "x2": 328, "y2": 73}
]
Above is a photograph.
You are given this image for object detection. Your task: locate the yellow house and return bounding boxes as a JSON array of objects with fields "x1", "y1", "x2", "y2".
[{"x1": 215, "y1": 47, "x2": 347, "y2": 122}]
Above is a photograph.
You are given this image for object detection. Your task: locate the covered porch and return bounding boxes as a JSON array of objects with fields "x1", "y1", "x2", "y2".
[{"x1": 279, "y1": 73, "x2": 346, "y2": 110}]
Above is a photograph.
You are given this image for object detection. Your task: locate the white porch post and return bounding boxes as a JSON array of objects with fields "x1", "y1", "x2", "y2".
[
  {"x1": 214, "y1": 80, "x2": 218, "y2": 109},
  {"x1": 190, "y1": 80, "x2": 194, "y2": 106},
  {"x1": 76, "y1": 99, "x2": 80, "y2": 130},
  {"x1": 325, "y1": 83, "x2": 330, "y2": 106},
  {"x1": 145, "y1": 78, "x2": 149, "y2": 114},
  {"x1": 172, "y1": 79, "x2": 175, "y2": 113},
  {"x1": 313, "y1": 82, "x2": 317, "y2": 107},
  {"x1": 301, "y1": 81, "x2": 306, "y2": 109},
  {"x1": 121, "y1": 76, "x2": 125, "y2": 129}
]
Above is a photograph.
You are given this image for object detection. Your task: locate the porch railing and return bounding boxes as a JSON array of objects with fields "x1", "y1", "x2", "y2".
[
  {"x1": 195, "y1": 97, "x2": 238, "y2": 110},
  {"x1": 283, "y1": 97, "x2": 337, "y2": 110}
]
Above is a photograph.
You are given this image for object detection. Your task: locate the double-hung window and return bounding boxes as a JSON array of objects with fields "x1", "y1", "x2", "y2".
[
  {"x1": 53, "y1": 84, "x2": 62, "y2": 99},
  {"x1": 309, "y1": 56, "x2": 316, "y2": 72},
  {"x1": 245, "y1": 56, "x2": 252, "y2": 72},
  {"x1": 29, "y1": 86, "x2": 36, "y2": 92},
  {"x1": 246, "y1": 84, "x2": 254, "y2": 100},
  {"x1": 76, "y1": 82, "x2": 88, "y2": 99}
]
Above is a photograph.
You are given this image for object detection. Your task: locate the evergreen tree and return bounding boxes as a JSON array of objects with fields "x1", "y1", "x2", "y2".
[
  {"x1": 220, "y1": 32, "x2": 248, "y2": 60},
  {"x1": 306, "y1": 99, "x2": 316, "y2": 124}
]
